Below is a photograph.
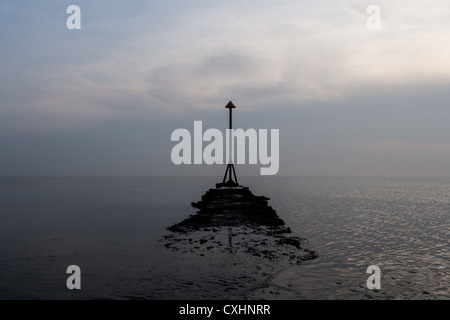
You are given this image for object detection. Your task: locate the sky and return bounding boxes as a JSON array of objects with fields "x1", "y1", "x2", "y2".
[{"x1": 1, "y1": 0, "x2": 450, "y2": 177}]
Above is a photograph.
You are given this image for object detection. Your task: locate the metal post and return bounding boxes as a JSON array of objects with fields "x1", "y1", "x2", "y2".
[{"x1": 222, "y1": 101, "x2": 238, "y2": 187}]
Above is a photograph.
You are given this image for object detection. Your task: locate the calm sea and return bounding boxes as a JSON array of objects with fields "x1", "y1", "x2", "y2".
[{"x1": 0, "y1": 176, "x2": 448, "y2": 300}]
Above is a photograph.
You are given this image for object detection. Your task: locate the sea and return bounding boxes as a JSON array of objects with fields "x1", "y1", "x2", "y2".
[{"x1": 0, "y1": 176, "x2": 448, "y2": 300}]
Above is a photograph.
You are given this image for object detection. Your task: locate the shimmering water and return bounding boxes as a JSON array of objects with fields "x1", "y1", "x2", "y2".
[{"x1": 0, "y1": 176, "x2": 448, "y2": 299}]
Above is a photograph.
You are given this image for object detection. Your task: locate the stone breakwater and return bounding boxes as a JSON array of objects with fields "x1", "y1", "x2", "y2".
[{"x1": 163, "y1": 185, "x2": 318, "y2": 264}]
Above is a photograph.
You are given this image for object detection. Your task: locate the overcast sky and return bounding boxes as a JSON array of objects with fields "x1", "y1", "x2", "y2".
[{"x1": 1, "y1": 0, "x2": 450, "y2": 177}]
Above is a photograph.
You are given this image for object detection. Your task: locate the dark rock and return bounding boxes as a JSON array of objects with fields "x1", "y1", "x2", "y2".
[
  {"x1": 164, "y1": 184, "x2": 318, "y2": 263},
  {"x1": 168, "y1": 186, "x2": 285, "y2": 232}
]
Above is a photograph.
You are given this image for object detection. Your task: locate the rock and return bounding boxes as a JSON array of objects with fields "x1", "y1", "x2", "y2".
[
  {"x1": 164, "y1": 184, "x2": 318, "y2": 263},
  {"x1": 168, "y1": 186, "x2": 286, "y2": 232}
]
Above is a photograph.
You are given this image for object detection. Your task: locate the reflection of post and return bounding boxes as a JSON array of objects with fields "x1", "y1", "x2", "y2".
[
  {"x1": 222, "y1": 101, "x2": 239, "y2": 186},
  {"x1": 228, "y1": 227, "x2": 233, "y2": 252}
]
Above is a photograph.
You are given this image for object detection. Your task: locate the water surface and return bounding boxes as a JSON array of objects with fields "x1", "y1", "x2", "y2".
[{"x1": 0, "y1": 176, "x2": 448, "y2": 299}]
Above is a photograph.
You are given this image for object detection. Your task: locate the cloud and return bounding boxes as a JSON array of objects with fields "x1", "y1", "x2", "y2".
[
  {"x1": 138, "y1": 0, "x2": 450, "y2": 106},
  {"x1": 2, "y1": 0, "x2": 450, "y2": 133}
]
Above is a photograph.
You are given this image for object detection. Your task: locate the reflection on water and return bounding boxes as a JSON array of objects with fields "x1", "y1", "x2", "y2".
[
  {"x1": 246, "y1": 177, "x2": 449, "y2": 300},
  {"x1": 0, "y1": 177, "x2": 448, "y2": 299}
]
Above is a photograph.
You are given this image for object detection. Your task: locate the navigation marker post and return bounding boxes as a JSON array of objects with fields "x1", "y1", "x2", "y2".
[{"x1": 221, "y1": 101, "x2": 239, "y2": 187}]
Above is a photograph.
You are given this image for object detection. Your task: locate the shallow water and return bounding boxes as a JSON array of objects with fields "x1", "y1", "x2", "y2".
[
  {"x1": 0, "y1": 176, "x2": 448, "y2": 299},
  {"x1": 246, "y1": 177, "x2": 449, "y2": 300}
]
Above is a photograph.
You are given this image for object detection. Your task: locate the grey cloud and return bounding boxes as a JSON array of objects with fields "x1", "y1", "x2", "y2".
[{"x1": 145, "y1": 50, "x2": 263, "y2": 106}]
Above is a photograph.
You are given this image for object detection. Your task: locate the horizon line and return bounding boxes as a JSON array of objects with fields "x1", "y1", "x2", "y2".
[{"x1": 1, "y1": 175, "x2": 450, "y2": 179}]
